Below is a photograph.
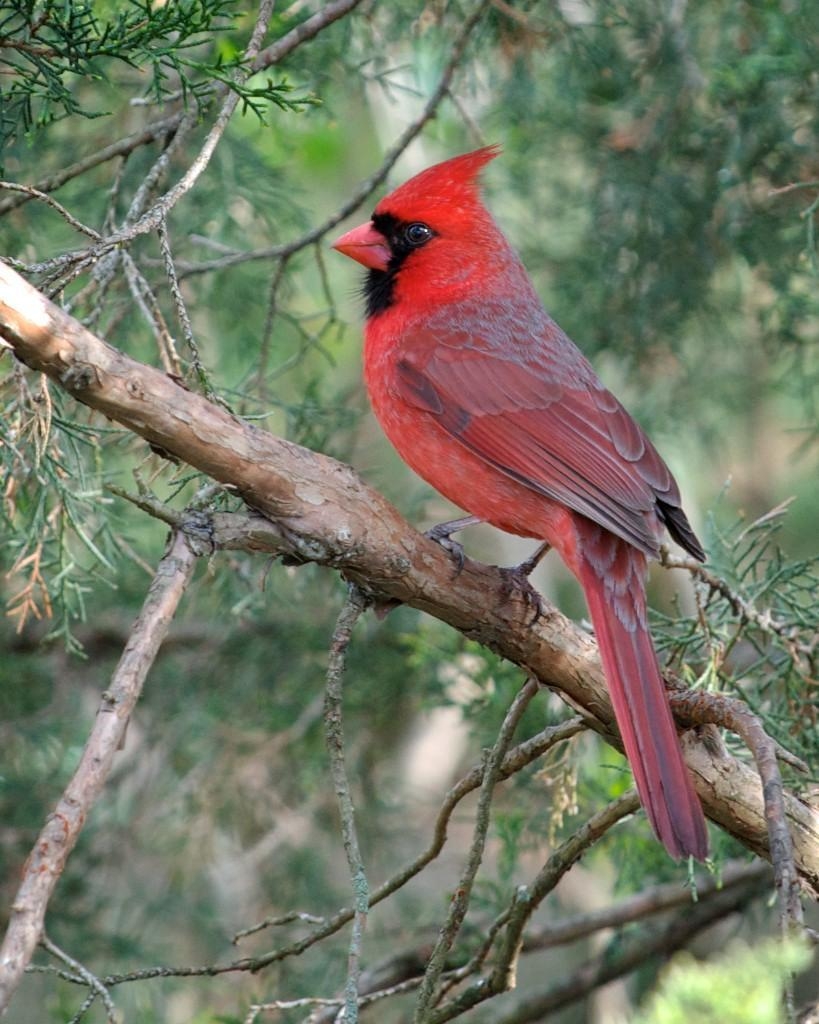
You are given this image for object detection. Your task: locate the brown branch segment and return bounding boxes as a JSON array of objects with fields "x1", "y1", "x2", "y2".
[
  {"x1": 0, "y1": 531, "x2": 198, "y2": 1014},
  {"x1": 673, "y1": 690, "x2": 804, "y2": 932},
  {"x1": 1, "y1": 263, "x2": 818, "y2": 896}
]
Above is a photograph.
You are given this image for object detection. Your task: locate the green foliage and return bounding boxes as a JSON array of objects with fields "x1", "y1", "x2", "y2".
[
  {"x1": 634, "y1": 937, "x2": 814, "y2": 1024},
  {"x1": 655, "y1": 498, "x2": 818, "y2": 774},
  {"x1": 490, "y1": 0, "x2": 819, "y2": 449},
  {"x1": 0, "y1": 374, "x2": 125, "y2": 651},
  {"x1": 0, "y1": 0, "x2": 313, "y2": 166},
  {"x1": 1, "y1": 0, "x2": 817, "y2": 1020},
  {"x1": 0, "y1": 1, "x2": 232, "y2": 152}
]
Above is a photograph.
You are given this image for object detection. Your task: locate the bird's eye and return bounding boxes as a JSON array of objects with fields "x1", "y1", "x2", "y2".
[{"x1": 404, "y1": 222, "x2": 433, "y2": 247}]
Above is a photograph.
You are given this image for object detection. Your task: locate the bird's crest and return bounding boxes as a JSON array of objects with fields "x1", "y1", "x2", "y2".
[{"x1": 375, "y1": 145, "x2": 501, "y2": 222}]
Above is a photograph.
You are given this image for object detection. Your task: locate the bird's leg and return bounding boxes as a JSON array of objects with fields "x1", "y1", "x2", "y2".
[
  {"x1": 424, "y1": 515, "x2": 481, "y2": 575},
  {"x1": 513, "y1": 540, "x2": 552, "y2": 577},
  {"x1": 501, "y1": 541, "x2": 552, "y2": 624}
]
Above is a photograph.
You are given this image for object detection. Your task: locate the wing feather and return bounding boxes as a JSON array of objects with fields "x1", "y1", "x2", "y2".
[{"x1": 395, "y1": 336, "x2": 687, "y2": 557}]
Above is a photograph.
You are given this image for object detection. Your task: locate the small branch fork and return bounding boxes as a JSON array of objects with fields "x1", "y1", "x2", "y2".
[
  {"x1": 672, "y1": 690, "x2": 805, "y2": 933},
  {"x1": 414, "y1": 678, "x2": 540, "y2": 1021},
  {"x1": 39, "y1": 935, "x2": 116, "y2": 1024},
  {"x1": 0, "y1": 531, "x2": 198, "y2": 1015}
]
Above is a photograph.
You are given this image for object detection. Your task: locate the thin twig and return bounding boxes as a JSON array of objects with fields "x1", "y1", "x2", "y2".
[
  {"x1": 121, "y1": 250, "x2": 183, "y2": 375},
  {"x1": 173, "y1": 0, "x2": 496, "y2": 280},
  {"x1": 157, "y1": 217, "x2": 213, "y2": 394},
  {"x1": 233, "y1": 911, "x2": 327, "y2": 944},
  {"x1": 768, "y1": 180, "x2": 819, "y2": 197},
  {"x1": 0, "y1": 532, "x2": 199, "y2": 1014},
  {"x1": 245, "y1": 996, "x2": 343, "y2": 1024},
  {"x1": 40, "y1": 935, "x2": 116, "y2": 1023},
  {"x1": 0, "y1": 182, "x2": 101, "y2": 239},
  {"x1": 256, "y1": 255, "x2": 291, "y2": 399},
  {"x1": 414, "y1": 677, "x2": 539, "y2": 1021},
  {"x1": 493, "y1": 881, "x2": 765, "y2": 1024},
  {"x1": 66, "y1": 989, "x2": 99, "y2": 1024},
  {"x1": 324, "y1": 584, "x2": 372, "y2": 1023}
]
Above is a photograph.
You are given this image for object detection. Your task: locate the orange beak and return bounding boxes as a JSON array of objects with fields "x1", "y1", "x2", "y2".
[{"x1": 331, "y1": 221, "x2": 391, "y2": 272}]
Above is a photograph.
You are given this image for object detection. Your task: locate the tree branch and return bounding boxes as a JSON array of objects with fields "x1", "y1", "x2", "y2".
[
  {"x1": 1, "y1": 263, "x2": 818, "y2": 898},
  {"x1": 0, "y1": 530, "x2": 199, "y2": 1014},
  {"x1": 494, "y1": 881, "x2": 767, "y2": 1024},
  {"x1": 523, "y1": 858, "x2": 771, "y2": 951},
  {"x1": 414, "y1": 678, "x2": 539, "y2": 1020},
  {"x1": 171, "y1": 0, "x2": 495, "y2": 280},
  {"x1": 324, "y1": 585, "x2": 372, "y2": 1023},
  {"x1": 672, "y1": 690, "x2": 804, "y2": 932}
]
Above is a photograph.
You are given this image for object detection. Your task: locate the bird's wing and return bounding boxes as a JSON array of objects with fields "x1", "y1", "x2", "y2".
[{"x1": 394, "y1": 329, "x2": 687, "y2": 557}]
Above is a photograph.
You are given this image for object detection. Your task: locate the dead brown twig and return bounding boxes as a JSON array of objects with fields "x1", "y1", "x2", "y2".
[{"x1": 0, "y1": 531, "x2": 198, "y2": 1014}]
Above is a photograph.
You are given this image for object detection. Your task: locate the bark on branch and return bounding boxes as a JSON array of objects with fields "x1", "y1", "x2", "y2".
[
  {"x1": 1, "y1": 263, "x2": 818, "y2": 897},
  {"x1": 0, "y1": 530, "x2": 198, "y2": 1013}
]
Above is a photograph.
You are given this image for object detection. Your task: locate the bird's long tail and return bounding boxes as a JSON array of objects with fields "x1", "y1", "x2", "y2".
[{"x1": 576, "y1": 524, "x2": 708, "y2": 860}]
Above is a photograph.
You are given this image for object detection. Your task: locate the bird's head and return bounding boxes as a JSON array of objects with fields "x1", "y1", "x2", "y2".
[{"x1": 332, "y1": 146, "x2": 503, "y2": 317}]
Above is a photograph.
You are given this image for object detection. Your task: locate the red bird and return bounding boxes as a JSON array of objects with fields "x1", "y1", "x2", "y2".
[{"x1": 332, "y1": 146, "x2": 708, "y2": 860}]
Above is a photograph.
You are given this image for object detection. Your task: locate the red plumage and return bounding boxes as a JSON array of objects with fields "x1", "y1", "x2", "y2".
[{"x1": 332, "y1": 147, "x2": 708, "y2": 860}]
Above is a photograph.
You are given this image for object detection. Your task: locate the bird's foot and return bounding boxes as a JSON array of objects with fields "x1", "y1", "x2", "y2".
[
  {"x1": 499, "y1": 566, "x2": 546, "y2": 624},
  {"x1": 499, "y1": 542, "x2": 552, "y2": 624},
  {"x1": 424, "y1": 515, "x2": 481, "y2": 576}
]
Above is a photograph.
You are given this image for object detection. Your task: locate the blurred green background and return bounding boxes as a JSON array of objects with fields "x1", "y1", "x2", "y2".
[{"x1": 1, "y1": 1, "x2": 817, "y2": 1021}]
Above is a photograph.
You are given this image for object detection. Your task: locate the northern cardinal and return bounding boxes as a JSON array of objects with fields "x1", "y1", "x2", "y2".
[{"x1": 332, "y1": 146, "x2": 708, "y2": 860}]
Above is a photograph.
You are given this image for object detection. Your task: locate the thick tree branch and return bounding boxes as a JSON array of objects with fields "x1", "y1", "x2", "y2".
[
  {"x1": 1, "y1": 264, "x2": 818, "y2": 898},
  {"x1": 0, "y1": 530, "x2": 198, "y2": 1014}
]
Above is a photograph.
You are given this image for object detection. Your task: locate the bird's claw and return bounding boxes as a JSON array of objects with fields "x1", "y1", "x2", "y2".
[
  {"x1": 499, "y1": 542, "x2": 552, "y2": 624},
  {"x1": 426, "y1": 529, "x2": 466, "y2": 575},
  {"x1": 424, "y1": 515, "x2": 480, "y2": 577},
  {"x1": 500, "y1": 565, "x2": 546, "y2": 625}
]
